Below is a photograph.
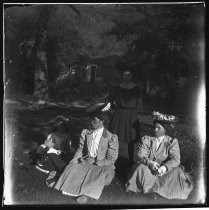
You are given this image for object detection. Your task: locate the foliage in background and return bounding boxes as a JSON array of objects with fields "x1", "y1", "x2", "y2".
[{"x1": 4, "y1": 4, "x2": 204, "y2": 115}]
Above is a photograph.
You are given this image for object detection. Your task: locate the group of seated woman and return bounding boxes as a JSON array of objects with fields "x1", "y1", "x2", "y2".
[{"x1": 34, "y1": 107, "x2": 193, "y2": 204}]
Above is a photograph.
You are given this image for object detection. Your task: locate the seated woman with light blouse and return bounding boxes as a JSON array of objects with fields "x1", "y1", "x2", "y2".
[
  {"x1": 51, "y1": 103, "x2": 119, "y2": 204},
  {"x1": 125, "y1": 112, "x2": 193, "y2": 200}
]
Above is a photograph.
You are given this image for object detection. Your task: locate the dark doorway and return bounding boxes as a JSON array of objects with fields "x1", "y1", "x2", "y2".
[{"x1": 90, "y1": 65, "x2": 96, "y2": 83}]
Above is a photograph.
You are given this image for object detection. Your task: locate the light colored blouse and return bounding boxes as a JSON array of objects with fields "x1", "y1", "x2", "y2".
[
  {"x1": 89, "y1": 127, "x2": 104, "y2": 158},
  {"x1": 137, "y1": 135, "x2": 181, "y2": 172},
  {"x1": 156, "y1": 135, "x2": 165, "y2": 150}
]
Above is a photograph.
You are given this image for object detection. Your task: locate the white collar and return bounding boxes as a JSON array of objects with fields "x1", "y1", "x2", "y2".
[
  {"x1": 93, "y1": 126, "x2": 104, "y2": 134},
  {"x1": 47, "y1": 148, "x2": 61, "y2": 155},
  {"x1": 157, "y1": 135, "x2": 165, "y2": 142}
]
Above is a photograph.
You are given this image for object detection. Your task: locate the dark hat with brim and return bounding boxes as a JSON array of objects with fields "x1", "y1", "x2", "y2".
[
  {"x1": 85, "y1": 103, "x2": 107, "y2": 113},
  {"x1": 49, "y1": 115, "x2": 70, "y2": 127},
  {"x1": 85, "y1": 102, "x2": 110, "y2": 121}
]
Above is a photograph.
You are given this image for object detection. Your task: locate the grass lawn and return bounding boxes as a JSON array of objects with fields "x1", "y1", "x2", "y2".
[{"x1": 3, "y1": 97, "x2": 206, "y2": 206}]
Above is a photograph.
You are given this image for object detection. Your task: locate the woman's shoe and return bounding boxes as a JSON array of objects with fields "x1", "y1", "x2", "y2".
[{"x1": 76, "y1": 195, "x2": 88, "y2": 204}]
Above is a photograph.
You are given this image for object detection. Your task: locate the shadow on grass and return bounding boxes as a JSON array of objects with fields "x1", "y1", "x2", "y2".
[{"x1": 115, "y1": 155, "x2": 130, "y2": 185}]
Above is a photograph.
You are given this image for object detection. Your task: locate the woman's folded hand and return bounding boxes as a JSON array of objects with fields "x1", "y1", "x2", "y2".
[
  {"x1": 95, "y1": 160, "x2": 104, "y2": 166},
  {"x1": 80, "y1": 157, "x2": 95, "y2": 165},
  {"x1": 149, "y1": 160, "x2": 160, "y2": 171},
  {"x1": 156, "y1": 166, "x2": 167, "y2": 176}
]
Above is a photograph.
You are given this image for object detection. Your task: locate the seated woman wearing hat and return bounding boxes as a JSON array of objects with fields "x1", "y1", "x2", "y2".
[
  {"x1": 51, "y1": 104, "x2": 119, "y2": 204},
  {"x1": 125, "y1": 111, "x2": 193, "y2": 200}
]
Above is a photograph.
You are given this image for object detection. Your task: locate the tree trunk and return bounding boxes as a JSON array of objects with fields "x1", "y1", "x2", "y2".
[{"x1": 33, "y1": 5, "x2": 50, "y2": 105}]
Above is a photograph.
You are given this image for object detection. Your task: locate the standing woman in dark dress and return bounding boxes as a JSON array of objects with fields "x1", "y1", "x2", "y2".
[{"x1": 108, "y1": 69, "x2": 143, "y2": 166}]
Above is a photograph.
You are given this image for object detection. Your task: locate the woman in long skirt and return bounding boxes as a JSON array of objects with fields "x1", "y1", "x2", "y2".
[
  {"x1": 125, "y1": 112, "x2": 193, "y2": 200},
  {"x1": 108, "y1": 69, "x2": 143, "y2": 166},
  {"x1": 51, "y1": 107, "x2": 119, "y2": 203}
]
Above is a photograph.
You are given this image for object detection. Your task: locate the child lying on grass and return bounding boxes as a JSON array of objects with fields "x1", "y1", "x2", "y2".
[
  {"x1": 35, "y1": 132, "x2": 77, "y2": 187},
  {"x1": 35, "y1": 133, "x2": 68, "y2": 174},
  {"x1": 45, "y1": 115, "x2": 76, "y2": 161}
]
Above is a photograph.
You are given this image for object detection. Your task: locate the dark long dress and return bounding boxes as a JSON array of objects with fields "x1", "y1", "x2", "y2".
[{"x1": 109, "y1": 85, "x2": 143, "y2": 143}]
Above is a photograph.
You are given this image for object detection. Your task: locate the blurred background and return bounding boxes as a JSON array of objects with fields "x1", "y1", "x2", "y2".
[{"x1": 4, "y1": 3, "x2": 205, "y2": 116}]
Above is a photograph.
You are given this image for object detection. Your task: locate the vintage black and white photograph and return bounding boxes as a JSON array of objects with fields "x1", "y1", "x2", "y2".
[{"x1": 3, "y1": 2, "x2": 206, "y2": 206}]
